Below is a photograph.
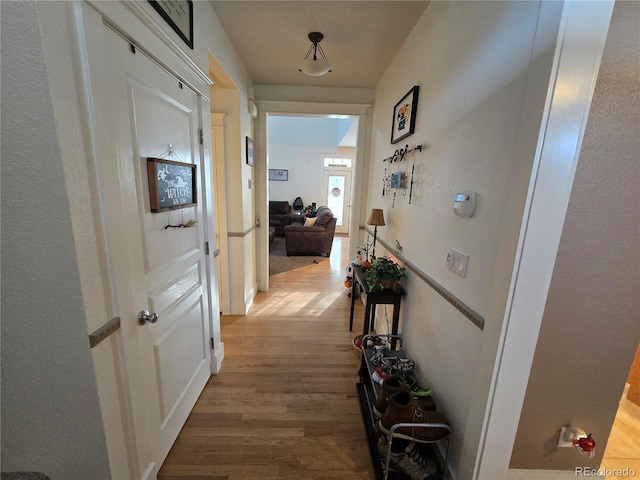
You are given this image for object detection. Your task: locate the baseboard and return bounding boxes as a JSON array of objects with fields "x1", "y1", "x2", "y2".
[{"x1": 508, "y1": 469, "x2": 583, "y2": 480}]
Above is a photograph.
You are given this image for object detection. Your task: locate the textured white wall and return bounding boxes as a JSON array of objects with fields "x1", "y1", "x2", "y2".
[
  {"x1": 0, "y1": 2, "x2": 111, "y2": 477},
  {"x1": 367, "y1": 1, "x2": 560, "y2": 476},
  {"x1": 511, "y1": 0, "x2": 640, "y2": 469}
]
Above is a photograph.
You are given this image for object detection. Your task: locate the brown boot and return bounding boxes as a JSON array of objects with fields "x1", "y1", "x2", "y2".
[
  {"x1": 379, "y1": 390, "x2": 450, "y2": 443},
  {"x1": 374, "y1": 376, "x2": 437, "y2": 419}
]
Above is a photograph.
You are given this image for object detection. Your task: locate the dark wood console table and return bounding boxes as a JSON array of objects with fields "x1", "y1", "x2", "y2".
[{"x1": 349, "y1": 264, "x2": 405, "y2": 348}]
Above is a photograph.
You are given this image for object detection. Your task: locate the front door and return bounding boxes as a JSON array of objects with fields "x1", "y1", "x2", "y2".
[
  {"x1": 323, "y1": 169, "x2": 352, "y2": 235},
  {"x1": 102, "y1": 30, "x2": 212, "y2": 478}
]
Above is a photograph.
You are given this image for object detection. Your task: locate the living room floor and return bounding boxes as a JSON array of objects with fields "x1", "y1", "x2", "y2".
[{"x1": 159, "y1": 236, "x2": 374, "y2": 479}]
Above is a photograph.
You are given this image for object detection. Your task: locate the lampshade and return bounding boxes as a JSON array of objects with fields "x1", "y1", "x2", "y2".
[
  {"x1": 367, "y1": 208, "x2": 385, "y2": 226},
  {"x1": 298, "y1": 32, "x2": 332, "y2": 77}
]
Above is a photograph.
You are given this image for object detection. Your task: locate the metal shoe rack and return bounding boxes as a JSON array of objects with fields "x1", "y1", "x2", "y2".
[{"x1": 356, "y1": 334, "x2": 452, "y2": 480}]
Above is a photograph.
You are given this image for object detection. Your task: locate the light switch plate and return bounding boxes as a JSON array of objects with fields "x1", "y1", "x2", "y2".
[{"x1": 447, "y1": 249, "x2": 469, "y2": 277}]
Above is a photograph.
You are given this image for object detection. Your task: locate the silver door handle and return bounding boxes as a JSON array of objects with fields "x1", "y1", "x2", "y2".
[{"x1": 138, "y1": 310, "x2": 159, "y2": 325}]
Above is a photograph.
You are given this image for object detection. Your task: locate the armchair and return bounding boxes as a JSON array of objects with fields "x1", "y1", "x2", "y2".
[{"x1": 284, "y1": 206, "x2": 337, "y2": 257}]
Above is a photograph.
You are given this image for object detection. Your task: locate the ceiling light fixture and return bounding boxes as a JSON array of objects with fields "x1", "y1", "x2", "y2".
[{"x1": 298, "y1": 32, "x2": 332, "y2": 76}]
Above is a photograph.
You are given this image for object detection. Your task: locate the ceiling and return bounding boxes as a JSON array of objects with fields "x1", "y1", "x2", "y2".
[{"x1": 209, "y1": 1, "x2": 430, "y2": 89}]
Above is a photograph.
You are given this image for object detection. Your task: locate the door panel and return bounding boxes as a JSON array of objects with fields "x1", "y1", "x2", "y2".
[{"x1": 104, "y1": 29, "x2": 211, "y2": 478}]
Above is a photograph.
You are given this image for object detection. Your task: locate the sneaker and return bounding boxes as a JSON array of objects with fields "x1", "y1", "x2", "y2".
[
  {"x1": 379, "y1": 390, "x2": 450, "y2": 443},
  {"x1": 370, "y1": 346, "x2": 386, "y2": 365},
  {"x1": 377, "y1": 435, "x2": 438, "y2": 479},
  {"x1": 383, "y1": 356, "x2": 415, "y2": 374}
]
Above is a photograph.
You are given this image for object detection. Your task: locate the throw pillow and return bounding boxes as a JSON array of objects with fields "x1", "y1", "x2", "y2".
[{"x1": 303, "y1": 216, "x2": 317, "y2": 227}]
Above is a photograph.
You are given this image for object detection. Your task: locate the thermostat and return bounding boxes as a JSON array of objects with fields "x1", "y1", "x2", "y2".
[{"x1": 453, "y1": 192, "x2": 476, "y2": 217}]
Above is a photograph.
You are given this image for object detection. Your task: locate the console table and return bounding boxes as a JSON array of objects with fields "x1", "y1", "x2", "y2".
[{"x1": 349, "y1": 264, "x2": 406, "y2": 348}]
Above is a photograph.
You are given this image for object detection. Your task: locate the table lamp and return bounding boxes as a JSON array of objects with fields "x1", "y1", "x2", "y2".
[{"x1": 367, "y1": 208, "x2": 385, "y2": 259}]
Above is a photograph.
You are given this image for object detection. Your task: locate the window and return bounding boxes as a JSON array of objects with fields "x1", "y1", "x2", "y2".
[{"x1": 323, "y1": 157, "x2": 353, "y2": 168}]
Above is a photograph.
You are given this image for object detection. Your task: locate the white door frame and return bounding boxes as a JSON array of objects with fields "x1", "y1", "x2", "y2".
[
  {"x1": 474, "y1": 2, "x2": 614, "y2": 478},
  {"x1": 254, "y1": 103, "x2": 372, "y2": 292}
]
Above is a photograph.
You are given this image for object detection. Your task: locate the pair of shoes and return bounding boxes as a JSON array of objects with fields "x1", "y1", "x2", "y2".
[
  {"x1": 377, "y1": 435, "x2": 438, "y2": 479},
  {"x1": 373, "y1": 376, "x2": 436, "y2": 419},
  {"x1": 379, "y1": 390, "x2": 450, "y2": 443},
  {"x1": 381, "y1": 356, "x2": 415, "y2": 374}
]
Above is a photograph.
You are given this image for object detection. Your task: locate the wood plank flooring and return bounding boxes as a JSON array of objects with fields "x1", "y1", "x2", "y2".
[
  {"x1": 159, "y1": 236, "x2": 374, "y2": 480},
  {"x1": 601, "y1": 384, "x2": 640, "y2": 479}
]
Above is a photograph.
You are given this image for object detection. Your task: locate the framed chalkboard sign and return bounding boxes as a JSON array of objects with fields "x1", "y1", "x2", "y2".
[{"x1": 147, "y1": 157, "x2": 197, "y2": 212}]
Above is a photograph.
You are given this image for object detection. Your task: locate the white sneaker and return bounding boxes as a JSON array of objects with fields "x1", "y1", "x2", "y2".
[{"x1": 377, "y1": 436, "x2": 438, "y2": 479}]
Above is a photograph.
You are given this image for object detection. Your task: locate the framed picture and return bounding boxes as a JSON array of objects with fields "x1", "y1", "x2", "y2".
[
  {"x1": 268, "y1": 169, "x2": 288, "y2": 181},
  {"x1": 391, "y1": 85, "x2": 419, "y2": 144},
  {"x1": 246, "y1": 136, "x2": 254, "y2": 166},
  {"x1": 149, "y1": 0, "x2": 194, "y2": 50},
  {"x1": 147, "y1": 157, "x2": 197, "y2": 212}
]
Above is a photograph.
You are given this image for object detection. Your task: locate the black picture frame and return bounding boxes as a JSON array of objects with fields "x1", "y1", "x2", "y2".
[
  {"x1": 149, "y1": 0, "x2": 194, "y2": 50},
  {"x1": 268, "y1": 169, "x2": 288, "y2": 181},
  {"x1": 147, "y1": 157, "x2": 197, "y2": 212},
  {"x1": 391, "y1": 86, "x2": 419, "y2": 144},
  {"x1": 246, "y1": 136, "x2": 254, "y2": 166}
]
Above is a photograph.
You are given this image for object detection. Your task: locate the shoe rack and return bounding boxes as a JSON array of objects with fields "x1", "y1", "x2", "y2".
[{"x1": 356, "y1": 334, "x2": 452, "y2": 480}]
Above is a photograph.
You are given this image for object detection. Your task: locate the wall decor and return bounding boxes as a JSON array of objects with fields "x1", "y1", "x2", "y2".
[
  {"x1": 147, "y1": 157, "x2": 197, "y2": 212},
  {"x1": 391, "y1": 85, "x2": 419, "y2": 144},
  {"x1": 268, "y1": 169, "x2": 288, "y2": 181},
  {"x1": 246, "y1": 136, "x2": 254, "y2": 166},
  {"x1": 149, "y1": 0, "x2": 194, "y2": 50}
]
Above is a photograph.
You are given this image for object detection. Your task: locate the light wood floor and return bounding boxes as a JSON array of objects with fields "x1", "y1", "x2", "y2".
[
  {"x1": 159, "y1": 236, "x2": 375, "y2": 480},
  {"x1": 601, "y1": 384, "x2": 640, "y2": 479}
]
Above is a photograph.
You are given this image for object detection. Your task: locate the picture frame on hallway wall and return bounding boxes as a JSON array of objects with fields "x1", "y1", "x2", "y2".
[
  {"x1": 391, "y1": 85, "x2": 419, "y2": 144},
  {"x1": 268, "y1": 169, "x2": 288, "y2": 181},
  {"x1": 246, "y1": 136, "x2": 254, "y2": 166},
  {"x1": 147, "y1": 157, "x2": 197, "y2": 212},
  {"x1": 149, "y1": 0, "x2": 194, "y2": 49}
]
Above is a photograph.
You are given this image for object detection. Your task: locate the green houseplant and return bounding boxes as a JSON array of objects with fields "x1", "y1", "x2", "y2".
[{"x1": 363, "y1": 257, "x2": 408, "y2": 292}]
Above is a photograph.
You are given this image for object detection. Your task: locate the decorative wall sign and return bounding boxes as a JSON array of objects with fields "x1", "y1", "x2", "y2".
[
  {"x1": 149, "y1": 0, "x2": 194, "y2": 50},
  {"x1": 268, "y1": 169, "x2": 288, "y2": 181},
  {"x1": 391, "y1": 86, "x2": 419, "y2": 144},
  {"x1": 147, "y1": 157, "x2": 197, "y2": 212},
  {"x1": 246, "y1": 136, "x2": 254, "y2": 166}
]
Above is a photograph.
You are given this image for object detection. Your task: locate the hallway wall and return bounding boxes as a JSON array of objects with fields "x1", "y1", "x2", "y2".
[
  {"x1": 511, "y1": 0, "x2": 640, "y2": 468},
  {"x1": 365, "y1": 1, "x2": 562, "y2": 476}
]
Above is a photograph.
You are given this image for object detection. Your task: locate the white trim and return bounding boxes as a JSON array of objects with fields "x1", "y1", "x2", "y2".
[
  {"x1": 508, "y1": 470, "x2": 579, "y2": 480},
  {"x1": 211, "y1": 342, "x2": 225, "y2": 374},
  {"x1": 474, "y1": 2, "x2": 615, "y2": 479},
  {"x1": 256, "y1": 100, "x2": 371, "y2": 116}
]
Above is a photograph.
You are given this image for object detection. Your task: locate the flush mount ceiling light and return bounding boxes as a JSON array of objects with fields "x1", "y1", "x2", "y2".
[{"x1": 298, "y1": 32, "x2": 332, "y2": 76}]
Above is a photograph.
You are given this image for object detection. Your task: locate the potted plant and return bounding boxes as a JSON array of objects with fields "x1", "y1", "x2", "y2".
[{"x1": 363, "y1": 257, "x2": 408, "y2": 292}]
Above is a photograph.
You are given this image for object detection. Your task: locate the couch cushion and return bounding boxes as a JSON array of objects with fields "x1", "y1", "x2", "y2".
[{"x1": 315, "y1": 206, "x2": 333, "y2": 227}]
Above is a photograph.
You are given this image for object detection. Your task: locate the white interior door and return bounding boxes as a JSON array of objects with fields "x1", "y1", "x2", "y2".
[
  {"x1": 103, "y1": 30, "x2": 211, "y2": 478},
  {"x1": 323, "y1": 169, "x2": 352, "y2": 234}
]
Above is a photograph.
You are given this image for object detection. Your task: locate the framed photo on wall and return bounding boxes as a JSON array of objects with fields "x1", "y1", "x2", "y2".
[
  {"x1": 149, "y1": 0, "x2": 194, "y2": 50},
  {"x1": 246, "y1": 136, "x2": 254, "y2": 166},
  {"x1": 391, "y1": 85, "x2": 419, "y2": 144}
]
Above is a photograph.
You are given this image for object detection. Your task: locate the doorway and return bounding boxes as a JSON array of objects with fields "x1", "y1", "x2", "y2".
[{"x1": 322, "y1": 168, "x2": 352, "y2": 235}]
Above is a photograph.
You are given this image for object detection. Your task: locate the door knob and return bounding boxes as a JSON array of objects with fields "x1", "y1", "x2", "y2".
[{"x1": 138, "y1": 310, "x2": 159, "y2": 325}]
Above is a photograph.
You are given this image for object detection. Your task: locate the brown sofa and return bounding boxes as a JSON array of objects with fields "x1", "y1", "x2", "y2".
[
  {"x1": 284, "y1": 206, "x2": 337, "y2": 257},
  {"x1": 269, "y1": 200, "x2": 292, "y2": 236}
]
